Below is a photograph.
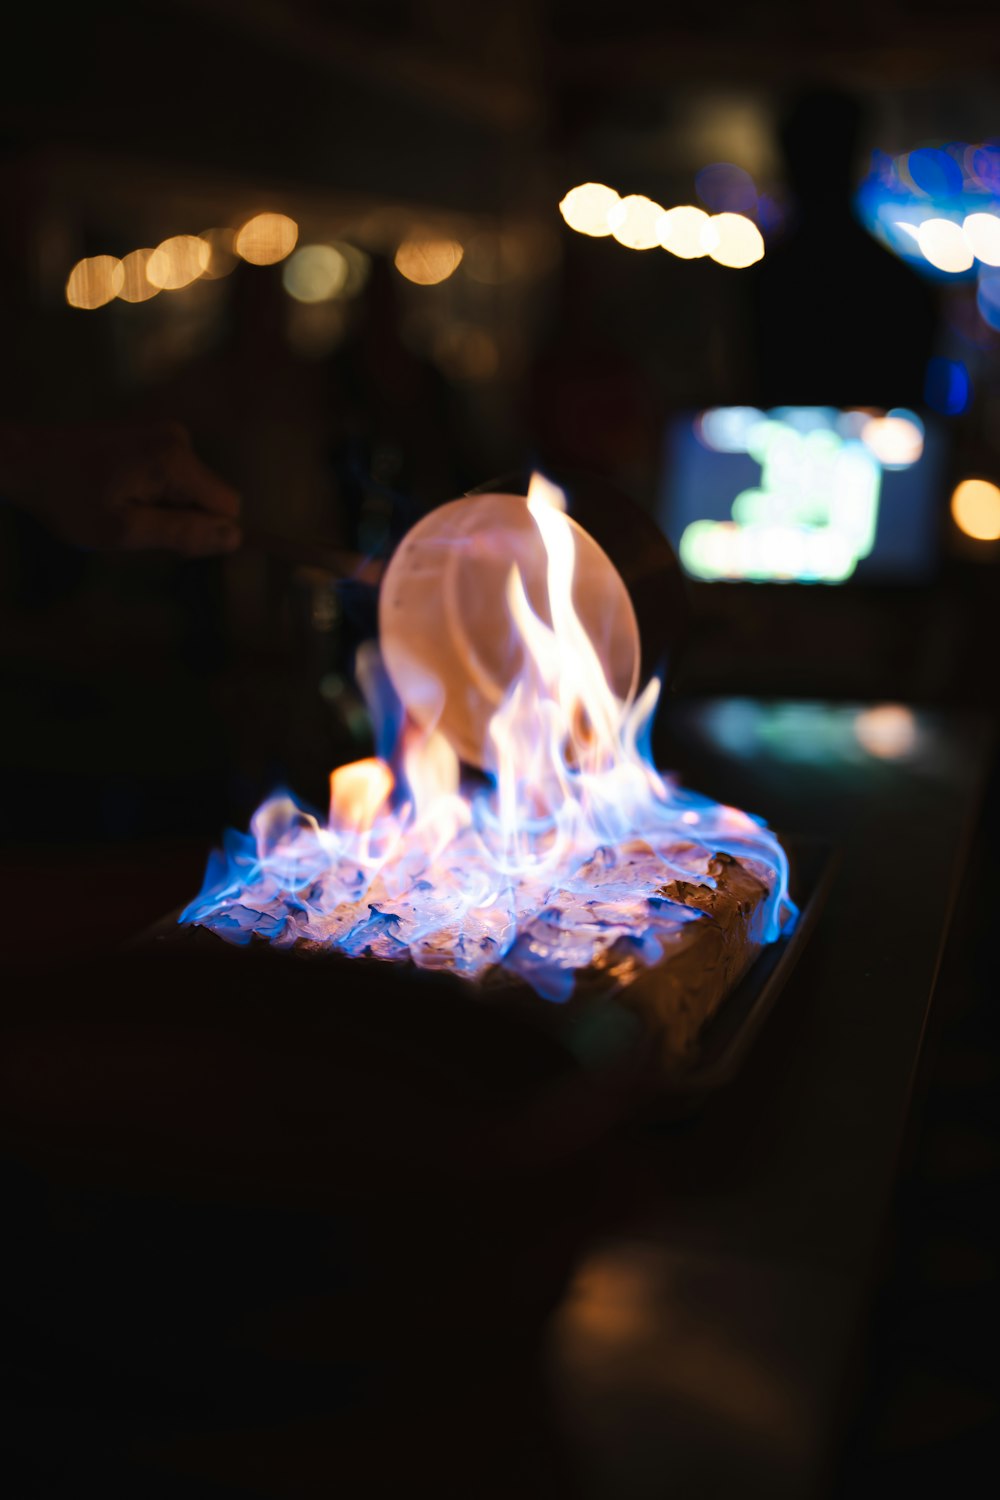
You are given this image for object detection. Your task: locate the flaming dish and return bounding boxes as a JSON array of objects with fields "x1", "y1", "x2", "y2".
[{"x1": 182, "y1": 474, "x2": 797, "y2": 1066}]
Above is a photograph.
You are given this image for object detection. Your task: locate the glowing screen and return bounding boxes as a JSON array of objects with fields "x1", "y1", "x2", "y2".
[{"x1": 659, "y1": 407, "x2": 943, "y2": 584}]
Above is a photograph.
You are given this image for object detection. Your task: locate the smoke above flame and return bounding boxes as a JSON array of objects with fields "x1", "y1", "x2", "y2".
[{"x1": 182, "y1": 474, "x2": 795, "y2": 1000}]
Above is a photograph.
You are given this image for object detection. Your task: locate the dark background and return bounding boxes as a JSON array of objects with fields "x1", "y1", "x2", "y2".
[
  {"x1": 3, "y1": 1, "x2": 999, "y2": 848},
  {"x1": 1, "y1": 4, "x2": 998, "y2": 1496}
]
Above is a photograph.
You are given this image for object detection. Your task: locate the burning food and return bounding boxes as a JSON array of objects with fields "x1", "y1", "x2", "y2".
[{"x1": 183, "y1": 474, "x2": 795, "y2": 1056}]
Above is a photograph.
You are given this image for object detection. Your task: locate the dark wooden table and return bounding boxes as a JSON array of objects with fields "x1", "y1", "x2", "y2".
[
  {"x1": 542, "y1": 699, "x2": 994, "y2": 1499},
  {"x1": 0, "y1": 700, "x2": 992, "y2": 1499}
]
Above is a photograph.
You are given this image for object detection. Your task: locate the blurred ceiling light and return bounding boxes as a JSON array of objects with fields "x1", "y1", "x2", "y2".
[
  {"x1": 559, "y1": 183, "x2": 620, "y2": 237},
  {"x1": 608, "y1": 194, "x2": 664, "y2": 250},
  {"x1": 893, "y1": 220, "x2": 922, "y2": 243},
  {"x1": 199, "y1": 227, "x2": 238, "y2": 279},
  {"x1": 962, "y1": 211, "x2": 1000, "y2": 266},
  {"x1": 860, "y1": 411, "x2": 924, "y2": 468},
  {"x1": 235, "y1": 213, "x2": 299, "y2": 266},
  {"x1": 950, "y1": 477, "x2": 1000, "y2": 540},
  {"x1": 916, "y1": 218, "x2": 974, "y2": 273},
  {"x1": 658, "y1": 205, "x2": 710, "y2": 259},
  {"x1": 65, "y1": 255, "x2": 123, "y2": 309},
  {"x1": 700, "y1": 212, "x2": 764, "y2": 268},
  {"x1": 394, "y1": 237, "x2": 463, "y2": 285},
  {"x1": 282, "y1": 244, "x2": 349, "y2": 303},
  {"x1": 146, "y1": 235, "x2": 211, "y2": 290},
  {"x1": 854, "y1": 704, "x2": 918, "y2": 760},
  {"x1": 116, "y1": 249, "x2": 160, "y2": 304}
]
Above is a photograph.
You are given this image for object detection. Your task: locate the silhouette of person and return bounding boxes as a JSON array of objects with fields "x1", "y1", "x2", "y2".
[{"x1": 752, "y1": 89, "x2": 937, "y2": 409}]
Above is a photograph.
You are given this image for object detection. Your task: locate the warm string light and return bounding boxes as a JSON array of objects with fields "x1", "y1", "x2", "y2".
[
  {"x1": 146, "y1": 235, "x2": 211, "y2": 290},
  {"x1": 65, "y1": 256, "x2": 124, "y2": 309},
  {"x1": 283, "y1": 244, "x2": 350, "y2": 303},
  {"x1": 117, "y1": 249, "x2": 160, "y2": 304},
  {"x1": 394, "y1": 237, "x2": 464, "y2": 285},
  {"x1": 558, "y1": 180, "x2": 764, "y2": 267},
  {"x1": 234, "y1": 213, "x2": 298, "y2": 266},
  {"x1": 67, "y1": 211, "x2": 533, "y2": 324},
  {"x1": 64, "y1": 205, "x2": 497, "y2": 380},
  {"x1": 65, "y1": 211, "x2": 300, "y2": 310}
]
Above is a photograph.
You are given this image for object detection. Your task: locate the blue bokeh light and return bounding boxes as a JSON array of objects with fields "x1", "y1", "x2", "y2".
[
  {"x1": 695, "y1": 162, "x2": 758, "y2": 217},
  {"x1": 976, "y1": 268, "x2": 1000, "y2": 331},
  {"x1": 856, "y1": 139, "x2": 1000, "y2": 320},
  {"x1": 971, "y1": 145, "x2": 1000, "y2": 192},
  {"x1": 907, "y1": 147, "x2": 963, "y2": 199},
  {"x1": 924, "y1": 356, "x2": 972, "y2": 415}
]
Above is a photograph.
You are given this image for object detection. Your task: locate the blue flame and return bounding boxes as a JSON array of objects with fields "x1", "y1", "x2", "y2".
[
  {"x1": 181, "y1": 753, "x2": 797, "y2": 1002},
  {"x1": 182, "y1": 481, "x2": 797, "y2": 1001}
]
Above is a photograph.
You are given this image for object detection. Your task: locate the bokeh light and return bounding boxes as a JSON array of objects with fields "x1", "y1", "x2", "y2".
[
  {"x1": 755, "y1": 193, "x2": 786, "y2": 236},
  {"x1": 976, "y1": 268, "x2": 1000, "y2": 330},
  {"x1": 608, "y1": 194, "x2": 664, "y2": 250},
  {"x1": 658, "y1": 205, "x2": 710, "y2": 259},
  {"x1": 235, "y1": 213, "x2": 299, "y2": 266},
  {"x1": 857, "y1": 139, "x2": 1000, "y2": 299},
  {"x1": 924, "y1": 356, "x2": 971, "y2": 416},
  {"x1": 680, "y1": 407, "x2": 927, "y2": 585},
  {"x1": 916, "y1": 218, "x2": 974, "y2": 273},
  {"x1": 698, "y1": 406, "x2": 765, "y2": 451},
  {"x1": 701, "y1": 212, "x2": 764, "y2": 268},
  {"x1": 65, "y1": 255, "x2": 124, "y2": 309},
  {"x1": 199, "y1": 227, "x2": 239, "y2": 279},
  {"x1": 971, "y1": 145, "x2": 1000, "y2": 193},
  {"x1": 906, "y1": 147, "x2": 963, "y2": 199},
  {"x1": 332, "y1": 241, "x2": 371, "y2": 297},
  {"x1": 394, "y1": 237, "x2": 463, "y2": 285},
  {"x1": 860, "y1": 410, "x2": 924, "y2": 468},
  {"x1": 282, "y1": 244, "x2": 349, "y2": 303},
  {"x1": 962, "y1": 211, "x2": 1000, "y2": 266},
  {"x1": 854, "y1": 705, "x2": 918, "y2": 760},
  {"x1": 558, "y1": 183, "x2": 620, "y2": 237},
  {"x1": 146, "y1": 235, "x2": 211, "y2": 290},
  {"x1": 695, "y1": 162, "x2": 757, "y2": 216},
  {"x1": 116, "y1": 249, "x2": 160, "y2": 304},
  {"x1": 950, "y1": 477, "x2": 1000, "y2": 540}
]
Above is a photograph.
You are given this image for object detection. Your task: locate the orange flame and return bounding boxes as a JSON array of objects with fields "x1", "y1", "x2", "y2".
[
  {"x1": 329, "y1": 758, "x2": 394, "y2": 833},
  {"x1": 184, "y1": 470, "x2": 795, "y2": 994}
]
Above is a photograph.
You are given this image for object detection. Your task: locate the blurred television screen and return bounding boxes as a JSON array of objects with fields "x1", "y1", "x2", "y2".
[{"x1": 658, "y1": 406, "x2": 945, "y2": 584}]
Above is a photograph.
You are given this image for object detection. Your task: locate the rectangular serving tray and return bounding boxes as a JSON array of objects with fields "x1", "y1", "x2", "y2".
[
  {"x1": 140, "y1": 836, "x2": 835, "y2": 1119},
  {"x1": 661, "y1": 835, "x2": 838, "y2": 1109}
]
